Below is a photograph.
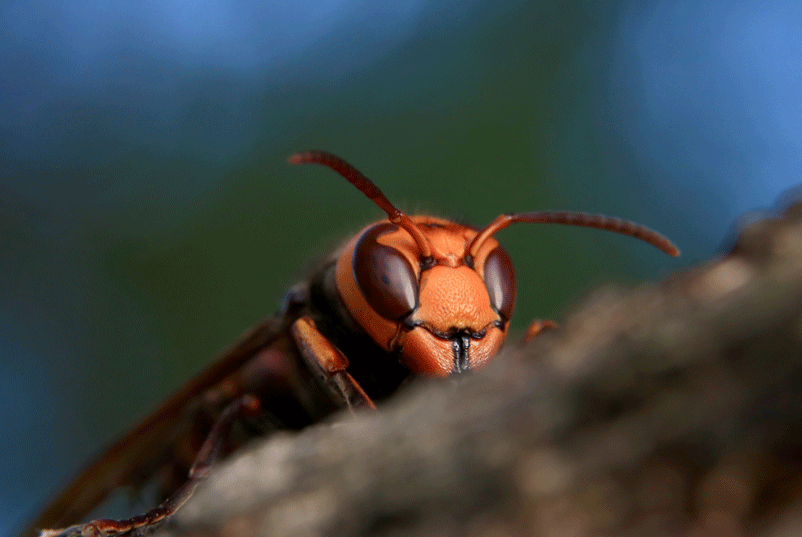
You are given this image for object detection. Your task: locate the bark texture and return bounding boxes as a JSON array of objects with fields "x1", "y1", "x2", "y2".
[{"x1": 153, "y1": 201, "x2": 802, "y2": 537}]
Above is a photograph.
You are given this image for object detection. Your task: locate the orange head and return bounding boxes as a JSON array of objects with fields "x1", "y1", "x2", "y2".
[{"x1": 289, "y1": 151, "x2": 679, "y2": 377}]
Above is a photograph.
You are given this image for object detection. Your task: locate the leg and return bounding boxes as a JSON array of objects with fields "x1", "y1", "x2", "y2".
[
  {"x1": 42, "y1": 396, "x2": 262, "y2": 537},
  {"x1": 524, "y1": 319, "x2": 558, "y2": 343},
  {"x1": 291, "y1": 317, "x2": 376, "y2": 411}
]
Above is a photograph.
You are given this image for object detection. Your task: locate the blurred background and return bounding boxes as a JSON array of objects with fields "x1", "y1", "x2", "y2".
[{"x1": 3, "y1": 0, "x2": 801, "y2": 534}]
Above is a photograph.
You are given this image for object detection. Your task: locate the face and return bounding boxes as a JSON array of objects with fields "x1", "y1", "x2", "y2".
[{"x1": 335, "y1": 217, "x2": 516, "y2": 376}]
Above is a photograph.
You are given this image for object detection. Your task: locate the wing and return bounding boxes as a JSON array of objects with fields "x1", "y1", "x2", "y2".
[{"x1": 24, "y1": 314, "x2": 290, "y2": 537}]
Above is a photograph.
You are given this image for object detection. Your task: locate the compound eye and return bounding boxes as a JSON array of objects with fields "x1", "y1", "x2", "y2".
[
  {"x1": 353, "y1": 223, "x2": 419, "y2": 321},
  {"x1": 483, "y1": 246, "x2": 516, "y2": 321}
]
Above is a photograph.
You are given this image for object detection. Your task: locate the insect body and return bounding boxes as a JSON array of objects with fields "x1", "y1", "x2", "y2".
[{"x1": 27, "y1": 151, "x2": 678, "y2": 537}]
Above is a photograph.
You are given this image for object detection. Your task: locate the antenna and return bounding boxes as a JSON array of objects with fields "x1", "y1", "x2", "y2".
[
  {"x1": 466, "y1": 211, "x2": 680, "y2": 260},
  {"x1": 289, "y1": 151, "x2": 437, "y2": 261}
]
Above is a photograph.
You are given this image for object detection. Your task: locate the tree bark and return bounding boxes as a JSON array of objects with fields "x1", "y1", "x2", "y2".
[{"x1": 153, "y1": 201, "x2": 802, "y2": 537}]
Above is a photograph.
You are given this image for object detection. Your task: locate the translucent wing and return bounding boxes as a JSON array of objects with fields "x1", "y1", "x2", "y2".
[{"x1": 24, "y1": 315, "x2": 289, "y2": 536}]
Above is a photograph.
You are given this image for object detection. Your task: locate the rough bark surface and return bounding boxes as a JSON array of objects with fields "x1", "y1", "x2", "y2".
[{"x1": 152, "y1": 201, "x2": 802, "y2": 537}]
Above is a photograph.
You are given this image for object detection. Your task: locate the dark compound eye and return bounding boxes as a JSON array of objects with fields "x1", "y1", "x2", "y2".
[
  {"x1": 353, "y1": 223, "x2": 419, "y2": 321},
  {"x1": 483, "y1": 246, "x2": 516, "y2": 321}
]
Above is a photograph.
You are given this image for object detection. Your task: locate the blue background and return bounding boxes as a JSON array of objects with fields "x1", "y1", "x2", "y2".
[{"x1": 3, "y1": 0, "x2": 802, "y2": 534}]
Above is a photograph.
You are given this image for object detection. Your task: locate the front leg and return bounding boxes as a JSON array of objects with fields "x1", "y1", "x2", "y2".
[
  {"x1": 291, "y1": 317, "x2": 376, "y2": 411},
  {"x1": 523, "y1": 319, "x2": 558, "y2": 343}
]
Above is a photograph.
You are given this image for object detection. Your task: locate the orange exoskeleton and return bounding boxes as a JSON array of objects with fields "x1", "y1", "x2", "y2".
[{"x1": 27, "y1": 151, "x2": 678, "y2": 537}]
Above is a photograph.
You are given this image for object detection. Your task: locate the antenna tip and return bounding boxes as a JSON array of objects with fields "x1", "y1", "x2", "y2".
[{"x1": 287, "y1": 153, "x2": 304, "y2": 164}]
